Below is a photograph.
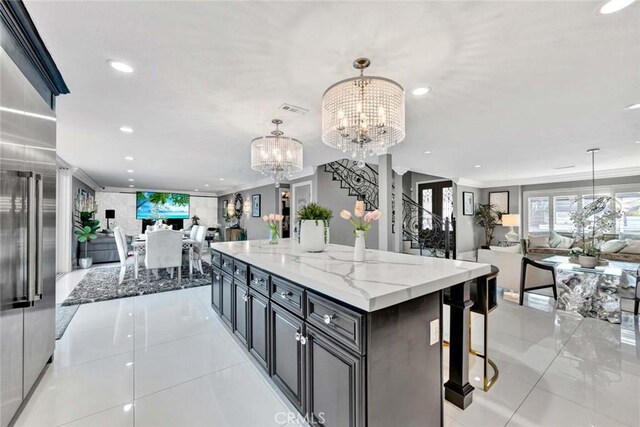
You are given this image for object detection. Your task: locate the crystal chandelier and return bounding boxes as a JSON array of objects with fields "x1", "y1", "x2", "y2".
[
  {"x1": 251, "y1": 119, "x2": 303, "y2": 188},
  {"x1": 322, "y1": 58, "x2": 405, "y2": 167}
]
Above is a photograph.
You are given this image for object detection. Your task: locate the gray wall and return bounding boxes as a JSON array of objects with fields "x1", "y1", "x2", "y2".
[
  {"x1": 479, "y1": 185, "x2": 522, "y2": 244},
  {"x1": 218, "y1": 184, "x2": 278, "y2": 240},
  {"x1": 72, "y1": 177, "x2": 95, "y2": 265},
  {"x1": 455, "y1": 184, "x2": 481, "y2": 256},
  {"x1": 316, "y1": 167, "x2": 380, "y2": 249}
]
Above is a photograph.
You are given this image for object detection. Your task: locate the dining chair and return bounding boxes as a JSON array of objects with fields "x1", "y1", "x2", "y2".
[
  {"x1": 114, "y1": 226, "x2": 139, "y2": 284},
  {"x1": 519, "y1": 257, "x2": 557, "y2": 306},
  {"x1": 191, "y1": 225, "x2": 207, "y2": 275},
  {"x1": 189, "y1": 225, "x2": 200, "y2": 241},
  {"x1": 144, "y1": 230, "x2": 184, "y2": 284}
]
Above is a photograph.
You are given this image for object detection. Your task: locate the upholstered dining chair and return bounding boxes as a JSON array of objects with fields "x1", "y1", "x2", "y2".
[
  {"x1": 144, "y1": 230, "x2": 184, "y2": 284},
  {"x1": 519, "y1": 257, "x2": 557, "y2": 306},
  {"x1": 189, "y1": 225, "x2": 200, "y2": 241},
  {"x1": 191, "y1": 225, "x2": 207, "y2": 275},
  {"x1": 114, "y1": 226, "x2": 139, "y2": 284}
]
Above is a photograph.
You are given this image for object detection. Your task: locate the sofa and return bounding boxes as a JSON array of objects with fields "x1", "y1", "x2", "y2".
[
  {"x1": 524, "y1": 232, "x2": 640, "y2": 263},
  {"x1": 80, "y1": 233, "x2": 131, "y2": 264}
]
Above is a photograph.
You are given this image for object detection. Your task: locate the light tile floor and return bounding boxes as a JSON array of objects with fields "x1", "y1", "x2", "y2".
[{"x1": 15, "y1": 269, "x2": 640, "y2": 427}]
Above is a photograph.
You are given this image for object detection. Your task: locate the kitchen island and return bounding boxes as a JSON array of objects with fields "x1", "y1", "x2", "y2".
[{"x1": 210, "y1": 239, "x2": 491, "y2": 426}]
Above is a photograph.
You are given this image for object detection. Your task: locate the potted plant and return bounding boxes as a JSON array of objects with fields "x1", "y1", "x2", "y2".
[
  {"x1": 474, "y1": 203, "x2": 502, "y2": 248},
  {"x1": 191, "y1": 215, "x2": 200, "y2": 226},
  {"x1": 569, "y1": 196, "x2": 621, "y2": 268},
  {"x1": 296, "y1": 203, "x2": 332, "y2": 252},
  {"x1": 568, "y1": 248, "x2": 582, "y2": 264},
  {"x1": 75, "y1": 222, "x2": 99, "y2": 268},
  {"x1": 340, "y1": 201, "x2": 382, "y2": 262}
]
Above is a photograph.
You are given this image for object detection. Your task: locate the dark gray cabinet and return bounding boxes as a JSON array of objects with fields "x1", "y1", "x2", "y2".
[
  {"x1": 270, "y1": 302, "x2": 305, "y2": 413},
  {"x1": 220, "y1": 274, "x2": 233, "y2": 328},
  {"x1": 248, "y1": 288, "x2": 269, "y2": 372},
  {"x1": 211, "y1": 267, "x2": 222, "y2": 314},
  {"x1": 306, "y1": 326, "x2": 364, "y2": 427},
  {"x1": 233, "y1": 280, "x2": 249, "y2": 345}
]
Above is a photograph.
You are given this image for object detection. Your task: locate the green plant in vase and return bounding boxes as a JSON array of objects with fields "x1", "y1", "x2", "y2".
[
  {"x1": 263, "y1": 213, "x2": 283, "y2": 244},
  {"x1": 296, "y1": 203, "x2": 332, "y2": 252},
  {"x1": 474, "y1": 203, "x2": 502, "y2": 248}
]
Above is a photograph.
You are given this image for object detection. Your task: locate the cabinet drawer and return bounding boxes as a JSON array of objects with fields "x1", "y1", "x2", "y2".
[
  {"x1": 233, "y1": 260, "x2": 248, "y2": 284},
  {"x1": 210, "y1": 250, "x2": 222, "y2": 268},
  {"x1": 306, "y1": 292, "x2": 365, "y2": 355},
  {"x1": 271, "y1": 276, "x2": 305, "y2": 318},
  {"x1": 221, "y1": 254, "x2": 234, "y2": 274},
  {"x1": 249, "y1": 267, "x2": 270, "y2": 296}
]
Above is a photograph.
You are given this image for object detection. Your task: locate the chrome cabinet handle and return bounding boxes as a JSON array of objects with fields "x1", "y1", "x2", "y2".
[
  {"x1": 280, "y1": 291, "x2": 291, "y2": 299},
  {"x1": 323, "y1": 314, "x2": 334, "y2": 325},
  {"x1": 300, "y1": 336, "x2": 307, "y2": 345},
  {"x1": 242, "y1": 294, "x2": 248, "y2": 302},
  {"x1": 295, "y1": 332, "x2": 301, "y2": 341}
]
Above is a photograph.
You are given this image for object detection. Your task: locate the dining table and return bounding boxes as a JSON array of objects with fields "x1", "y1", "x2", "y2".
[{"x1": 131, "y1": 234, "x2": 196, "y2": 280}]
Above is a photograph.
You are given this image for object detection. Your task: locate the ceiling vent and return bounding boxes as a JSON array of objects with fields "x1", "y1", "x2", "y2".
[{"x1": 279, "y1": 103, "x2": 309, "y2": 115}]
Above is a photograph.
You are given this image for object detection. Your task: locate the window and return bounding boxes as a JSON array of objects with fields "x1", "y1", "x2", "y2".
[
  {"x1": 528, "y1": 197, "x2": 550, "y2": 232},
  {"x1": 616, "y1": 191, "x2": 640, "y2": 233},
  {"x1": 553, "y1": 195, "x2": 577, "y2": 232},
  {"x1": 524, "y1": 185, "x2": 640, "y2": 235},
  {"x1": 421, "y1": 189, "x2": 432, "y2": 230}
]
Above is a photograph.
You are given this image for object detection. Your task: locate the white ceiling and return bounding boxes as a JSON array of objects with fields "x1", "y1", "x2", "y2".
[{"x1": 25, "y1": 0, "x2": 640, "y2": 193}]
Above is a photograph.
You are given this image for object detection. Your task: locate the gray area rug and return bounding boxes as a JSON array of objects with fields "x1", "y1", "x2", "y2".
[
  {"x1": 62, "y1": 261, "x2": 211, "y2": 307},
  {"x1": 55, "y1": 303, "x2": 80, "y2": 340}
]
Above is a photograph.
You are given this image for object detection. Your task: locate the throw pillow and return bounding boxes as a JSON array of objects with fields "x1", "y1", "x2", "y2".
[
  {"x1": 599, "y1": 239, "x2": 627, "y2": 254},
  {"x1": 528, "y1": 234, "x2": 550, "y2": 248},
  {"x1": 620, "y1": 239, "x2": 640, "y2": 254},
  {"x1": 549, "y1": 232, "x2": 574, "y2": 249},
  {"x1": 489, "y1": 245, "x2": 522, "y2": 254}
]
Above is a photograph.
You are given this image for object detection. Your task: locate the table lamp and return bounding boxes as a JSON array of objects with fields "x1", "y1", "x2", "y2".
[
  {"x1": 502, "y1": 214, "x2": 520, "y2": 242},
  {"x1": 105, "y1": 209, "x2": 115, "y2": 230}
]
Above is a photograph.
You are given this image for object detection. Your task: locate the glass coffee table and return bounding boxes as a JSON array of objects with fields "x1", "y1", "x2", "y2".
[{"x1": 540, "y1": 256, "x2": 638, "y2": 324}]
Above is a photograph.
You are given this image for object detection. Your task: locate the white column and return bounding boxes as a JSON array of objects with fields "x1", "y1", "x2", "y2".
[
  {"x1": 378, "y1": 153, "x2": 393, "y2": 251},
  {"x1": 393, "y1": 167, "x2": 409, "y2": 253},
  {"x1": 56, "y1": 168, "x2": 73, "y2": 274}
]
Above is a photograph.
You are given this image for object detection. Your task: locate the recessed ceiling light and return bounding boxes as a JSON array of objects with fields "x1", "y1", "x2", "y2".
[
  {"x1": 635, "y1": 140, "x2": 640, "y2": 144},
  {"x1": 423, "y1": 150, "x2": 432, "y2": 154},
  {"x1": 412, "y1": 87, "x2": 431, "y2": 96},
  {"x1": 204, "y1": 184, "x2": 210, "y2": 187},
  {"x1": 128, "y1": 178, "x2": 134, "y2": 182},
  {"x1": 119, "y1": 126, "x2": 133, "y2": 133},
  {"x1": 128, "y1": 184, "x2": 134, "y2": 188},
  {"x1": 219, "y1": 178, "x2": 225, "y2": 181},
  {"x1": 126, "y1": 169, "x2": 134, "y2": 173},
  {"x1": 124, "y1": 156, "x2": 134, "y2": 161},
  {"x1": 625, "y1": 102, "x2": 640, "y2": 110},
  {"x1": 599, "y1": 0, "x2": 637, "y2": 14},
  {"x1": 474, "y1": 164, "x2": 482, "y2": 168},
  {"x1": 108, "y1": 60, "x2": 134, "y2": 73},
  {"x1": 194, "y1": 189, "x2": 199, "y2": 192}
]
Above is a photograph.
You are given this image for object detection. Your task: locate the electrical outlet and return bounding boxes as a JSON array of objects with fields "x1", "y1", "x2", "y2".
[{"x1": 430, "y1": 319, "x2": 439, "y2": 346}]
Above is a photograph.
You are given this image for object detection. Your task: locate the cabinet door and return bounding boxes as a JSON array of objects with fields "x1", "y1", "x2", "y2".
[
  {"x1": 270, "y1": 303, "x2": 305, "y2": 413},
  {"x1": 211, "y1": 268, "x2": 222, "y2": 314},
  {"x1": 306, "y1": 327, "x2": 364, "y2": 427},
  {"x1": 248, "y1": 289, "x2": 269, "y2": 372},
  {"x1": 233, "y1": 280, "x2": 248, "y2": 346},
  {"x1": 220, "y1": 274, "x2": 233, "y2": 328}
]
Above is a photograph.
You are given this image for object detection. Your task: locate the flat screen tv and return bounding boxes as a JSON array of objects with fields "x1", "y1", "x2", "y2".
[{"x1": 136, "y1": 192, "x2": 190, "y2": 220}]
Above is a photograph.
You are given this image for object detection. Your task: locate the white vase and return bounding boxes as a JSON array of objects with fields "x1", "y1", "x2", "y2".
[
  {"x1": 299, "y1": 220, "x2": 329, "y2": 252},
  {"x1": 354, "y1": 230, "x2": 365, "y2": 262},
  {"x1": 578, "y1": 255, "x2": 598, "y2": 269}
]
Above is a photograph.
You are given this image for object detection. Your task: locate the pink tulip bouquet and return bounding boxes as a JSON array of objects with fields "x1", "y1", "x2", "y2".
[
  {"x1": 340, "y1": 201, "x2": 382, "y2": 237},
  {"x1": 263, "y1": 213, "x2": 284, "y2": 244}
]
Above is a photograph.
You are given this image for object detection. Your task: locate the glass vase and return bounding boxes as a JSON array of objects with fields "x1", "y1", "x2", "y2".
[{"x1": 269, "y1": 226, "x2": 279, "y2": 245}]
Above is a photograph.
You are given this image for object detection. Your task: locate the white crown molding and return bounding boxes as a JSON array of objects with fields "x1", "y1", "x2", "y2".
[
  {"x1": 71, "y1": 167, "x2": 101, "y2": 191},
  {"x1": 222, "y1": 165, "x2": 316, "y2": 195},
  {"x1": 452, "y1": 177, "x2": 486, "y2": 188},
  {"x1": 474, "y1": 166, "x2": 640, "y2": 188},
  {"x1": 99, "y1": 186, "x2": 218, "y2": 197}
]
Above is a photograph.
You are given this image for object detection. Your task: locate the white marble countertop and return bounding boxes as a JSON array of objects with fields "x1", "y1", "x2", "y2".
[{"x1": 211, "y1": 239, "x2": 491, "y2": 312}]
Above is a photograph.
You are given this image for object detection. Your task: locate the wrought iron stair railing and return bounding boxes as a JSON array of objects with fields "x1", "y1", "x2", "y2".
[{"x1": 324, "y1": 160, "x2": 456, "y2": 259}]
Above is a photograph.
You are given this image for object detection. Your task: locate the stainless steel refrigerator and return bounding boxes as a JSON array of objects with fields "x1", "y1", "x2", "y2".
[{"x1": 0, "y1": 46, "x2": 57, "y2": 427}]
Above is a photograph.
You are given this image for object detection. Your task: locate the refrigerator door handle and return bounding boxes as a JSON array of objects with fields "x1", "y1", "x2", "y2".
[
  {"x1": 19, "y1": 171, "x2": 37, "y2": 303},
  {"x1": 34, "y1": 173, "x2": 43, "y2": 301}
]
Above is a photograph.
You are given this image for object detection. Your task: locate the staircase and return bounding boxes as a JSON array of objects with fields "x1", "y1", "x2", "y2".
[{"x1": 324, "y1": 160, "x2": 456, "y2": 259}]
